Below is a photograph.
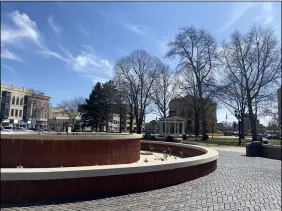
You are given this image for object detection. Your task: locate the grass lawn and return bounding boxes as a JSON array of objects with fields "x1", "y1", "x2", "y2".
[{"x1": 184, "y1": 138, "x2": 282, "y2": 146}]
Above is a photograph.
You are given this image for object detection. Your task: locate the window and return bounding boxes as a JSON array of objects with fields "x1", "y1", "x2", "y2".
[
  {"x1": 15, "y1": 109, "x2": 18, "y2": 117},
  {"x1": 6, "y1": 96, "x2": 10, "y2": 104},
  {"x1": 20, "y1": 98, "x2": 23, "y2": 106},
  {"x1": 19, "y1": 110, "x2": 22, "y2": 117},
  {"x1": 188, "y1": 110, "x2": 192, "y2": 117},
  {"x1": 5, "y1": 108, "x2": 9, "y2": 117},
  {"x1": 16, "y1": 97, "x2": 19, "y2": 105},
  {"x1": 11, "y1": 109, "x2": 14, "y2": 116},
  {"x1": 12, "y1": 96, "x2": 15, "y2": 104}
]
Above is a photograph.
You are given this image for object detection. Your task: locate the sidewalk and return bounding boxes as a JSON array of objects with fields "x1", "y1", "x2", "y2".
[{"x1": 181, "y1": 140, "x2": 246, "y2": 153}]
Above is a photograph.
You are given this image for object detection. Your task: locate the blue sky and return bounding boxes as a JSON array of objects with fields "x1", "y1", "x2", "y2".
[{"x1": 1, "y1": 2, "x2": 281, "y2": 124}]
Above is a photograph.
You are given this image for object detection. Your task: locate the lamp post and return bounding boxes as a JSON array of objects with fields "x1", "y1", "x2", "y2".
[
  {"x1": 211, "y1": 122, "x2": 214, "y2": 139},
  {"x1": 234, "y1": 110, "x2": 242, "y2": 145}
]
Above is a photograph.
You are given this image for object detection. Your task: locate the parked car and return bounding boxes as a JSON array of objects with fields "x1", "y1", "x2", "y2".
[
  {"x1": 266, "y1": 134, "x2": 280, "y2": 140},
  {"x1": 3, "y1": 126, "x2": 17, "y2": 130},
  {"x1": 231, "y1": 131, "x2": 239, "y2": 136},
  {"x1": 14, "y1": 127, "x2": 34, "y2": 132},
  {"x1": 0, "y1": 126, "x2": 13, "y2": 132}
]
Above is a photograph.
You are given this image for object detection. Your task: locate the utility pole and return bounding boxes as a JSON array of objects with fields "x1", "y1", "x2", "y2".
[{"x1": 226, "y1": 113, "x2": 228, "y2": 135}]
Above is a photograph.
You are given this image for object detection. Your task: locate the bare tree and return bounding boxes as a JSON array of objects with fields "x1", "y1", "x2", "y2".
[
  {"x1": 219, "y1": 24, "x2": 281, "y2": 141},
  {"x1": 57, "y1": 97, "x2": 85, "y2": 130},
  {"x1": 166, "y1": 26, "x2": 218, "y2": 140},
  {"x1": 166, "y1": 26, "x2": 217, "y2": 139},
  {"x1": 175, "y1": 70, "x2": 217, "y2": 136},
  {"x1": 214, "y1": 72, "x2": 248, "y2": 141},
  {"x1": 263, "y1": 94, "x2": 281, "y2": 131},
  {"x1": 115, "y1": 50, "x2": 162, "y2": 134},
  {"x1": 151, "y1": 65, "x2": 177, "y2": 118},
  {"x1": 115, "y1": 60, "x2": 136, "y2": 133}
]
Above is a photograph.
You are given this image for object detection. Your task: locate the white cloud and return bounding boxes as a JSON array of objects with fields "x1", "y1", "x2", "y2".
[
  {"x1": 58, "y1": 44, "x2": 73, "y2": 59},
  {"x1": 255, "y1": 2, "x2": 275, "y2": 26},
  {"x1": 115, "y1": 48, "x2": 128, "y2": 55},
  {"x1": 40, "y1": 44, "x2": 113, "y2": 81},
  {"x1": 264, "y1": 16, "x2": 273, "y2": 24},
  {"x1": 38, "y1": 48, "x2": 70, "y2": 63},
  {"x1": 81, "y1": 44, "x2": 96, "y2": 54},
  {"x1": 71, "y1": 50, "x2": 113, "y2": 75},
  {"x1": 1, "y1": 49, "x2": 24, "y2": 63},
  {"x1": 1, "y1": 10, "x2": 45, "y2": 64},
  {"x1": 1, "y1": 10, "x2": 113, "y2": 82},
  {"x1": 1, "y1": 10, "x2": 43, "y2": 49},
  {"x1": 79, "y1": 28, "x2": 89, "y2": 37},
  {"x1": 47, "y1": 16, "x2": 62, "y2": 39},
  {"x1": 219, "y1": 3, "x2": 254, "y2": 33},
  {"x1": 124, "y1": 23, "x2": 148, "y2": 36},
  {"x1": 263, "y1": 2, "x2": 272, "y2": 13},
  {"x1": 2, "y1": 64, "x2": 16, "y2": 72}
]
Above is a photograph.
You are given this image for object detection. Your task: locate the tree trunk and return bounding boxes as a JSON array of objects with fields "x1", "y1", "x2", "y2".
[
  {"x1": 198, "y1": 84, "x2": 207, "y2": 140},
  {"x1": 194, "y1": 118, "x2": 200, "y2": 136},
  {"x1": 240, "y1": 118, "x2": 245, "y2": 139},
  {"x1": 238, "y1": 121, "x2": 242, "y2": 145},
  {"x1": 129, "y1": 113, "x2": 133, "y2": 134},
  {"x1": 119, "y1": 116, "x2": 122, "y2": 133},
  {"x1": 136, "y1": 120, "x2": 142, "y2": 134},
  {"x1": 106, "y1": 120, "x2": 109, "y2": 132},
  {"x1": 200, "y1": 103, "x2": 207, "y2": 140},
  {"x1": 129, "y1": 104, "x2": 135, "y2": 133},
  {"x1": 247, "y1": 98, "x2": 258, "y2": 141}
]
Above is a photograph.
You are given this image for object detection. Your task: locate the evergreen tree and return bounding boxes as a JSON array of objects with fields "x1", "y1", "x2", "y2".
[
  {"x1": 82, "y1": 82, "x2": 104, "y2": 131},
  {"x1": 102, "y1": 80, "x2": 117, "y2": 132},
  {"x1": 82, "y1": 80, "x2": 118, "y2": 132}
]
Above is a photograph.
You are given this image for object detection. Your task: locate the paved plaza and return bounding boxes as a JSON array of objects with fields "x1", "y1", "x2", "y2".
[{"x1": 1, "y1": 147, "x2": 281, "y2": 211}]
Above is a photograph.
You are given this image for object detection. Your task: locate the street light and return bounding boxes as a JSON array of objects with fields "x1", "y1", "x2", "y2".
[
  {"x1": 211, "y1": 122, "x2": 215, "y2": 139},
  {"x1": 234, "y1": 110, "x2": 242, "y2": 145}
]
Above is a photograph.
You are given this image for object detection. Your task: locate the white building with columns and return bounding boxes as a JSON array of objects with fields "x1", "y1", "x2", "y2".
[{"x1": 158, "y1": 116, "x2": 186, "y2": 137}]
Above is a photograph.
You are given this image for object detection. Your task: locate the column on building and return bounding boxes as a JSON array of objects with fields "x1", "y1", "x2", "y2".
[
  {"x1": 168, "y1": 123, "x2": 171, "y2": 136},
  {"x1": 177, "y1": 122, "x2": 179, "y2": 136},
  {"x1": 182, "y1": 122, "x2": 185, "y2": 135}
]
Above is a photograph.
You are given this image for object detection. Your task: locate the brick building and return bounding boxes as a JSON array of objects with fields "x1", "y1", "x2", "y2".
[
  {"x1": 169, "y1": 95, "x2": 217, "y2": 133},
  {"x1": 0, "y1": 83, "x2": 50, "y2": 129}
]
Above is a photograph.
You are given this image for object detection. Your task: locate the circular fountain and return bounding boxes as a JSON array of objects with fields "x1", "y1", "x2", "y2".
[{"x1": 1, "y1": 133, "x2": 218, "y2": 203}]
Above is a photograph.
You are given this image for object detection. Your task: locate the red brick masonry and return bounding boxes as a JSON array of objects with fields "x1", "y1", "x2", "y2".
[{"x1": 1, "y1": 138, "x2": 140, "y2": 167}]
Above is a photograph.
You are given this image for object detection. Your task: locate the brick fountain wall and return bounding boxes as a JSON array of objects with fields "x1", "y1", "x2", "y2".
[
  {"x1": 1, "y1": 138, "x2": 140, "y2": 168},
  {"x1": 1, "y1": 139, "x2": 218, "y2": 203}
]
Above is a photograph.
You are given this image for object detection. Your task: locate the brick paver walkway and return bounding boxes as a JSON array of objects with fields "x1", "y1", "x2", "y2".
[{"x1": 1, "y1": 150, "x2": 281, "y2": 211}]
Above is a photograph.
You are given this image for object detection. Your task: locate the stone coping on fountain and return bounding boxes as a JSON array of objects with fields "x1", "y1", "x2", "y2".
[{"x1": 1, "y1": 142, "x2": 218, "y2": 181}]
